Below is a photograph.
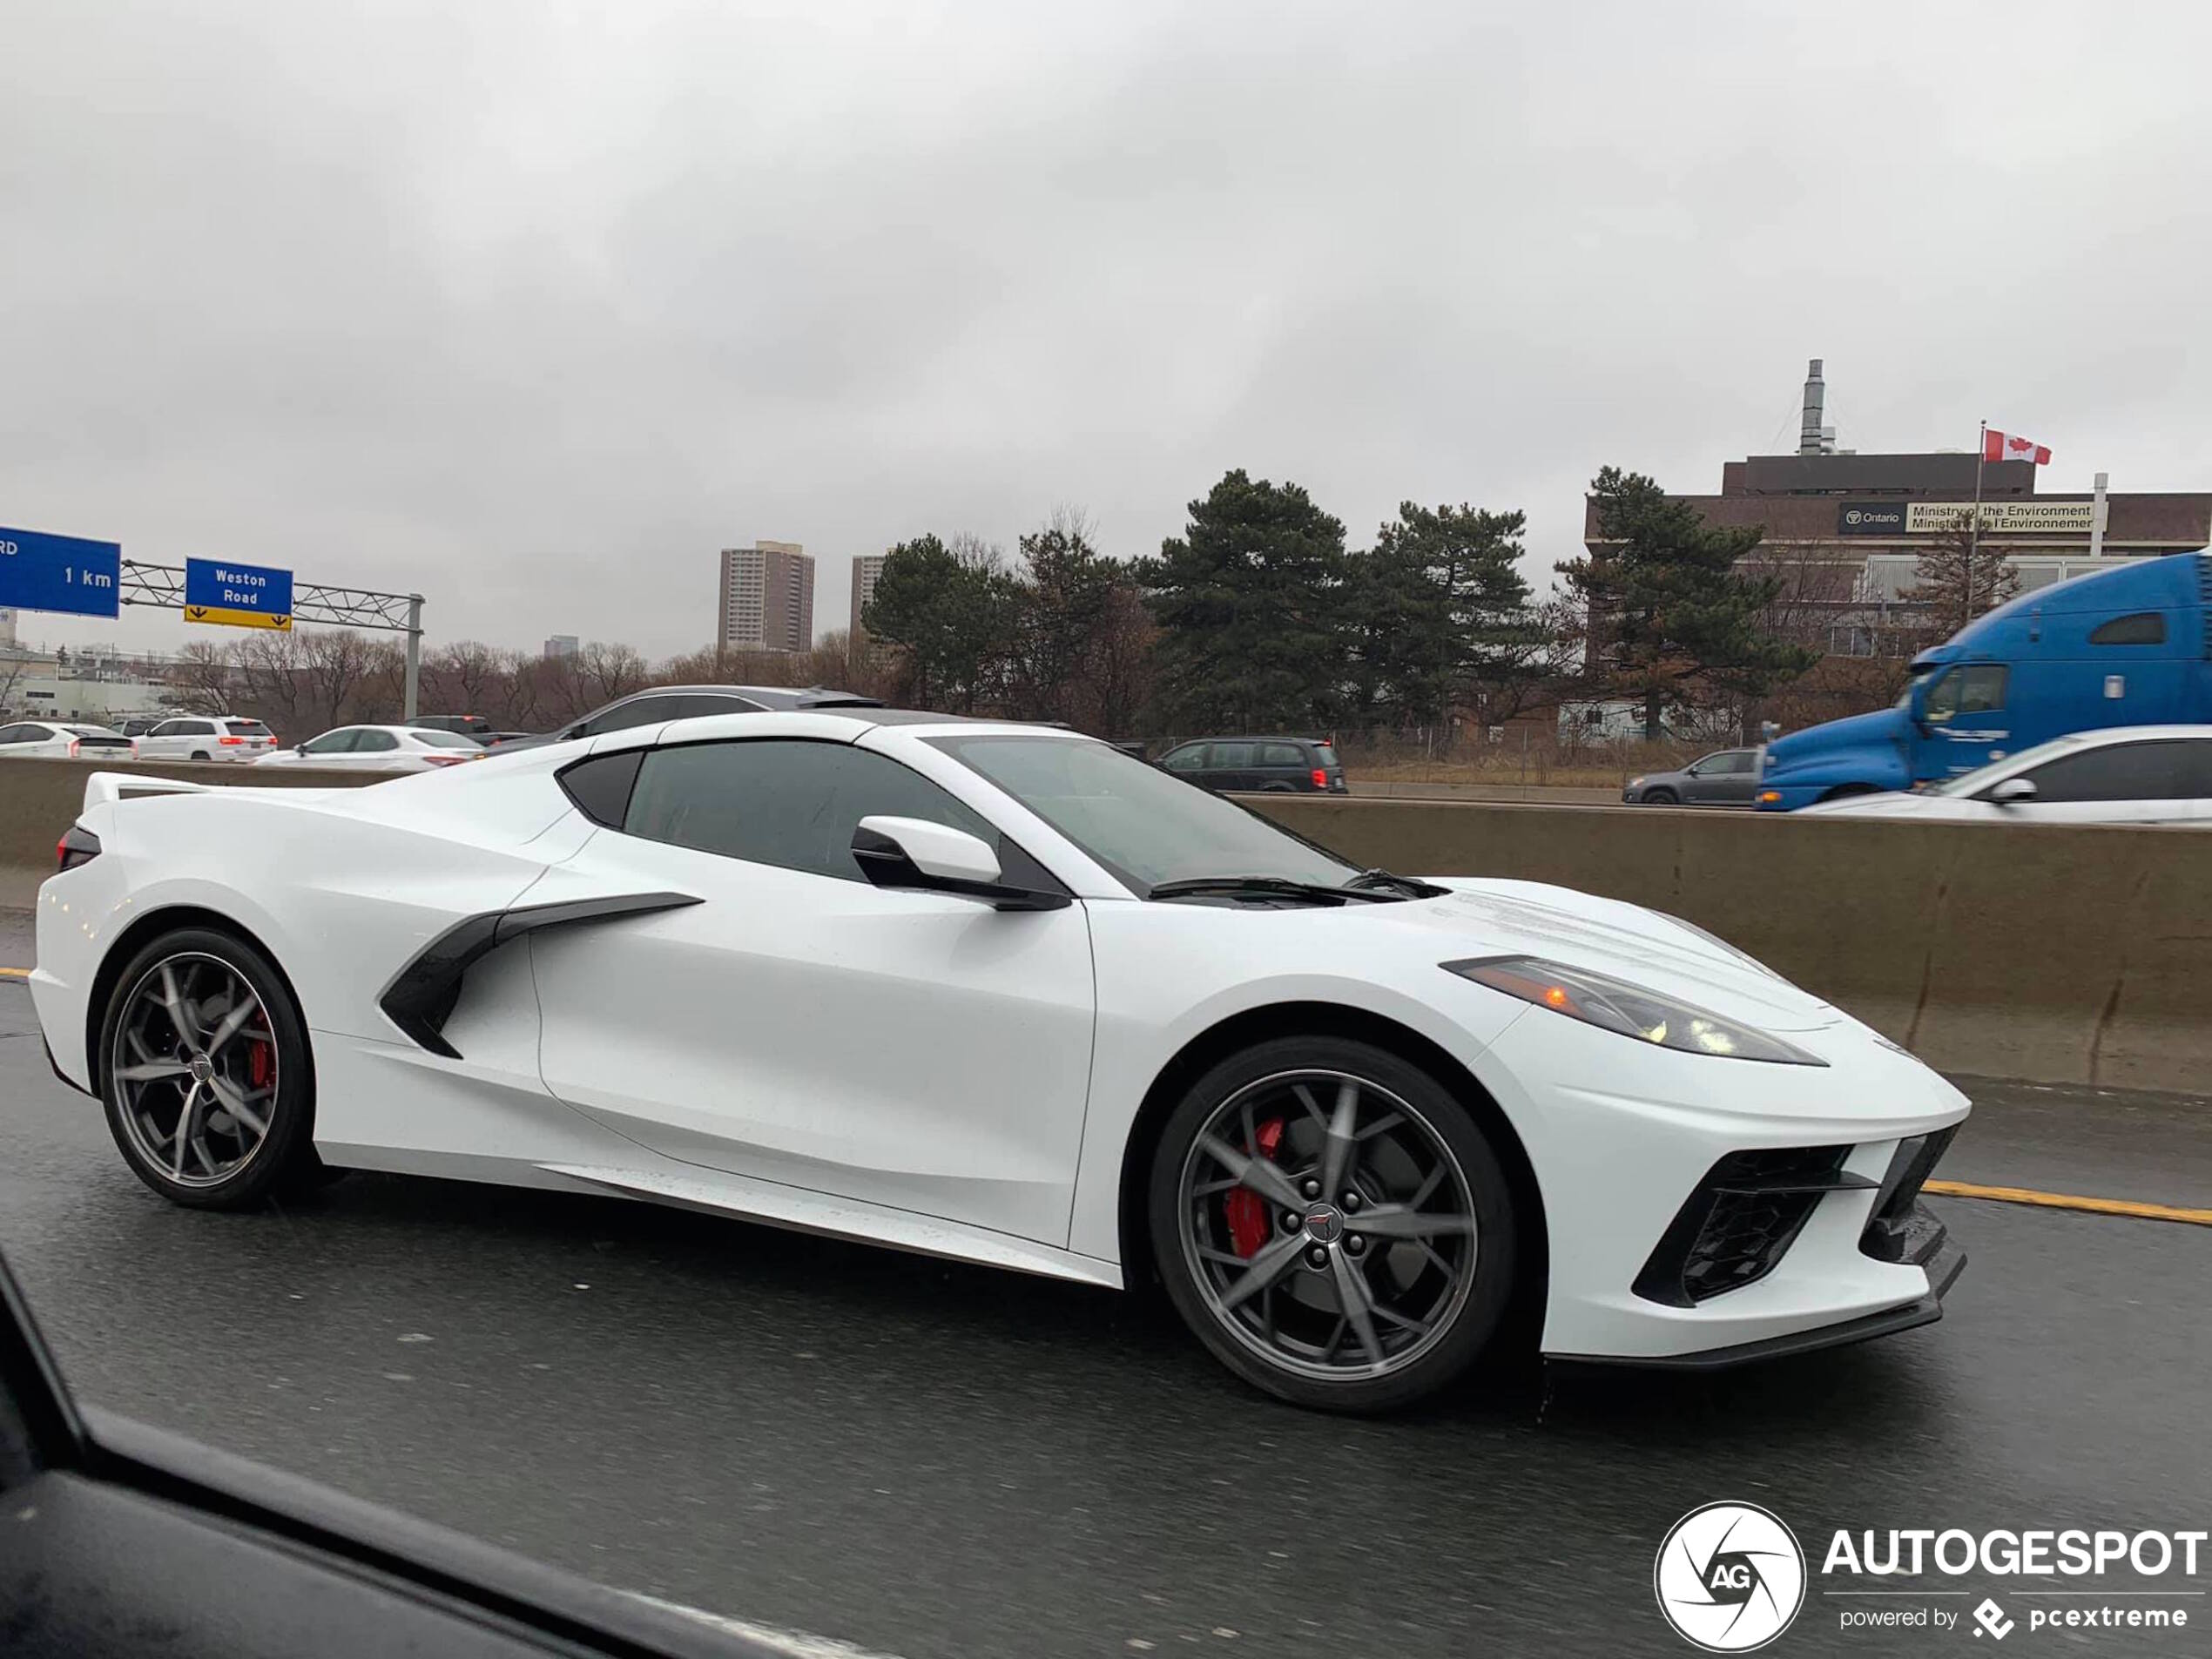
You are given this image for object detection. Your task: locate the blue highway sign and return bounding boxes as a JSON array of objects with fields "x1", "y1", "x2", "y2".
[
  {"x1": 185, "y1": 556, "x2": 293, "y2": 631},
  {"x1": 0, "y1": 526, "x2": 122, "y2": 619}
]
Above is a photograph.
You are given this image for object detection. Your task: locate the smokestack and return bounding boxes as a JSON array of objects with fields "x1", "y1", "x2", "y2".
[{"x1": 1798, "y1": 359, "x2": 1827, "y2": 456}]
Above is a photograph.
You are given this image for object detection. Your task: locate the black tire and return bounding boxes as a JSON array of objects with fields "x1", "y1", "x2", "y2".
[
  {"x1": 97, "y1": 926, "x2": 320, "y2": 1210},
  {"x1": 1642, "y1": 787, "x2": 1678, "y2": 806},
  {"x1": 189, "y1": 750, "x2": 211, "y2": 761},
  {"x1": 1148, "y1": 1036, "x2": 1518, "y2": 1413}
]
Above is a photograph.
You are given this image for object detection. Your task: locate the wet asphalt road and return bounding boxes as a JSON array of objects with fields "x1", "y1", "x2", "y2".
[{"x1": 2, "y1": 944, "x2": 2208, "y2": 1657}]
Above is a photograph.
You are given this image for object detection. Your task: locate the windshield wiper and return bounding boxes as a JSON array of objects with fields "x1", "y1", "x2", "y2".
[
  {"x1": 1341, "y1": 867, "x2": 1439, "y2": 898},
  {"x1": 1148, "y1": 875, "x2": 1390, "y2": 905}
]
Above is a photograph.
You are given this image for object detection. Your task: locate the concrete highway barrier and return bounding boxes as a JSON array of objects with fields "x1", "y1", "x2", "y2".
[
  {"x1": 3, "y1": 758, "x2": 2203, "y2": 1093},
  {"x1": 0, "y1": 757, "x2": 383, "y2": 908},
  {"x1": 1248, "y1": 795, "x2": 2212, "y2": 1097}
]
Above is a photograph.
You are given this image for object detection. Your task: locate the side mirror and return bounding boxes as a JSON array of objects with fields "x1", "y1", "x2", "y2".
[
  {"x1": 851, "y1": 815, "x2": 1068, "y2": 911},
  {"x1": 1989, "y1": 777, "x2": 2037, "y2": 806}
]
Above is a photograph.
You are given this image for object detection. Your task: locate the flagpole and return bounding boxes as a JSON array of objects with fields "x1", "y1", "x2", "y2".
[{"x1": 1970, "y1": 419, "x2": 1986, "y2": 626}]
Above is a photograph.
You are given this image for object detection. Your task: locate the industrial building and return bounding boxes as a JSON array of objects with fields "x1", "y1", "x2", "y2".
[{"x1": 1583, "y1": 361, "x2": 2212, "y2": 655}]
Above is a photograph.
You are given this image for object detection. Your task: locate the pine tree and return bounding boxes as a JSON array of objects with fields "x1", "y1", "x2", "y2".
[
  {"x1": 1140, "y1": 470, "x2": 1348, "y2": 732},
  {"x1": 1559, "y1": 467, "x2": 1817, "y2": 740}
]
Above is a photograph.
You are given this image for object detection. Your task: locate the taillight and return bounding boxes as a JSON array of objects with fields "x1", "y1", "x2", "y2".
[
  {"x1": 422, "y1": 753, "x2": 469, "y2": 766},
  {"x1": 57, "y1": 825, "x2": 101, "y2": 873},
  {"x1": 68, "y1": 738, "x2": 81, "y2": 759},
  {"x1": 219, "y1": 735, "x2": 246, "y2": 745},
  {"x1": 1311, "y1": 768, "x2": 1327, "y2": 789}
]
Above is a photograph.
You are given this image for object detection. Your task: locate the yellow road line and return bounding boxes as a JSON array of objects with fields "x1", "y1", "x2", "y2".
[{"x1": 1926, "y1": 1178, "x2": 2212, "y2": 1227}]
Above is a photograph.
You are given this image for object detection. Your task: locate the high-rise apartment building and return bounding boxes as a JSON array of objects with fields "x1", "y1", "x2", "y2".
[
  {"x1": 543, "y1": 634, "x2": 578, "y2": 660},
  {"x1": 849, "y1": 553, "x2": 887, "y2": 643},
  {"x1": 716, "y1": 541, "x2": 814, "y2": 652}
]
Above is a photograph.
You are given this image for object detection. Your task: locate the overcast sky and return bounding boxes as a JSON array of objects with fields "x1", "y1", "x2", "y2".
[{"x1": 5, "y1": 0, "x2": 2209, "y2": 660}]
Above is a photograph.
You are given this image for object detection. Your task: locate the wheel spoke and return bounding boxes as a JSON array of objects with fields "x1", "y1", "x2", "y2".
[
  {"x1": 206, "y1": 1074, "x2": 267, "y2": 1138},
  {"x1": 1327, "y1": 1249, "x2": 1386, "y2": 1366},
  {"x1": 1318, "y1": 1080, "x2": 1359, "y2": 1197},
  {"x1": 204, "y1": 994, "x2": 263, "y2": 1055},
  {"x1": 156, "y1": 962, "x2": 202, "y2": 1047},
  {"x1": 115, "y1": 1060, "x2": 191, "y2": 1082},
  {"x1": 1197, "y1": 1134, "x2": 1305, "y2": 1211},
  {"x1": 1350, "y1": 1204, "x2": 1475, "y2": 1239},
  {"x1": 170, "y1": 1082, "x2": 204, "y2": 1177},
  {"x1": 1217, "y1": 1232, "x2": 1308, "y2": 1312}
]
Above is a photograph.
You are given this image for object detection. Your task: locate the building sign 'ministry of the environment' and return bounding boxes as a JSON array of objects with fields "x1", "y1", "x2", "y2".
[{"x1": 1837, "y1": 501, "x2": 2097, "y2": 536}]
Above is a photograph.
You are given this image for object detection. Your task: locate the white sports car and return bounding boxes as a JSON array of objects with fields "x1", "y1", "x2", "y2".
[{"x1": 30, "y1": 711, "x2": 1968, "y2": 1411}]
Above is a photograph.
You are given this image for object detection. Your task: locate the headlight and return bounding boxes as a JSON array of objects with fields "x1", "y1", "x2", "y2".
[
  {"x1": 1628, "y1": 776, "x2": 1646, "y2": 788},
  {"x1": 1443, "y1": 955, "x2": 1827, "y2": 1066}
]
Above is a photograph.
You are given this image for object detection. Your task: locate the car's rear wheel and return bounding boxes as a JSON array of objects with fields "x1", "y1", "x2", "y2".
[
  {"x1": 1149, "y1": 1036, "x2": 1518, "y2": 1413},
  {"x1": 98, "y1": 927, "x2": 320, "y2": 1209},
  {"x1": 1642, "y1": 787, "x2": 1678, "y2": 806}
]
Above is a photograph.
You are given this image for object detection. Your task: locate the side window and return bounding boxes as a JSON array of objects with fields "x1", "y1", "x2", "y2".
[
  {"x1": 578, "y1": 695, "x2": 679, "y2": 738},
  {"x1": 301, "y1": 729, "x2": 357, "y2": 754},
  {"x1": 151, "y1": 719, "x2": 186, "y2": 737},
  {"x1": 0, "y1": 725, "x2": 30, "y2": 745},
  {"x1": 1925, "y1": 665, "x2": 2006, "y2": 725},
  {"x1": 2088, "y1": 612, "x2": 2167, "y2": 646},
  {"x1": 1712, "y1": 752, "x2": 1753, "y2": 775},
  {"x1": 624, "y1": 739, "x2": 997, "y2": 882},
  {"x1": 352, "y1": 730, "x2": 401, "y2": 752},
  {"x1": 1207, "y1": 741, "x2": 1258, "y2": 769},
  {"x1": 2016, "y1": 742, "x2": 2185, "y2": 803},
  {"x1": 1162, "y1": 745, "x2": 1208, "y2": 772},
  {"x1": 1257, "y1": 742, "x2": 1305, "y2": 768},
  {"x1": 2182, "y1": 741, "x2": 2212, "y2": 799},
  {"x1": 676, "y1": 693, "x2": 763, "y2": 719},
  {"x1": 558, "y1": 750, "x2": 644, "y2": 827}
]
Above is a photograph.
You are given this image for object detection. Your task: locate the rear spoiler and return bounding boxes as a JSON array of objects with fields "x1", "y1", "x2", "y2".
[{"x1": 82, "y1": 772, "x2": 215, "y2": 811}]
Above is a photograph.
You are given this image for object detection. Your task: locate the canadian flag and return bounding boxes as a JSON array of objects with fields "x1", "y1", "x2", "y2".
[{"x1": 1984, "y1": 428, "x2": 2053, "y2": 465}]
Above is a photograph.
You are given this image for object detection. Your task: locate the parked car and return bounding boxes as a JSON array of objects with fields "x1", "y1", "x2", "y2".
[
  {"x1": 1157, "y1": 735, "x2": 1347, "y2": 792},
  {"x1": 1622, "y1": 748, "x2": 1760, "y2": 806},
  {"x1": 490, "y1": 684, "x2": 883, "y2": 753},
  {"x1": 135, "y1": 715, "x2": 276, "y2": 762},
  {"x1": 254, "y1": 725, "x2": 485, "y2": 772},
  {"x1": 118, "y1": 715, "x2": 166, "y2": 738},
  {"x1": 1799, "y1": 726, "x2": 2212, "y2": 826},
  {"x1": 0, "y1": 719, "x2": 137, "y2": 760},
  {"x1": 415, "y1": 712, "x2": 494, "y2": 738},
  {"x1": 1758, "y1": 550, "x2": 2212, "y2": 809}
]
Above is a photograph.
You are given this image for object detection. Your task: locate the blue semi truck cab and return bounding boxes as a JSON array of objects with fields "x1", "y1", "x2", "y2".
[{"x1": 1756, "y1": 550, "x2": 2212, "y2": 810}]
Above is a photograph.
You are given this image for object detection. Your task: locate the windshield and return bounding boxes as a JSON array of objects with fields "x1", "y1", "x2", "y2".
[
  {"x1": 224, "y1": 719, "x2": 273, "y2": 737},
  {"x1": 928, "y1": 733, "x2": 1357, "y2": 894},
  {"x1": 1929, "y1": 732, "x2": 2088, "y2": 796},
  {"x1": 411, "y1": 729, "x2": 482, "y2": 748}
]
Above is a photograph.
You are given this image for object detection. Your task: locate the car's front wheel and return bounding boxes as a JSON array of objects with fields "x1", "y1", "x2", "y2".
[
  {"x1": 1149, "y1": 1036, "x2": 1518, "y2": 1413},
  {"x1": 98, "y1": 927, "x2": 320, "y2": 1209}
]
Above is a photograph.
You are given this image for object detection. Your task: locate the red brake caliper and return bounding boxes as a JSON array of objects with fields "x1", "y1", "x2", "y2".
[
  {"x1": 1224, "y1": 1117, "x2": 1285, "y2": 1258},
  {"x1": 248, "y1": 1040, "x2": 272, "y2": 1091}
]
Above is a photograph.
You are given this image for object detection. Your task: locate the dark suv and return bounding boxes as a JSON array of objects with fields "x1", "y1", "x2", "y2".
[
  {"x1": 494, "y1": 685, "x2": 883, "y2": 752},
  {"x1": 1157, "y1": 735, "x2": 1347, "y2": 793}
]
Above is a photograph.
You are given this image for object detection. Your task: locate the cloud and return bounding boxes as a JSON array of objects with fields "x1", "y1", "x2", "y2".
[{"x1": 3, "y1": 0, "x2": 2208, "y2": 660}]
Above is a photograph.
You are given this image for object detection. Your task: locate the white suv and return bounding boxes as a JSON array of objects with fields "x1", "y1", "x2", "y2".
[{"x1": 136, "y1": 715, "x2": 277, "y2": 763}]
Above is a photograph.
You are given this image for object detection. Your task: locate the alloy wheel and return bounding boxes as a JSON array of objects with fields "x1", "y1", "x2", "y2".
[
  {"x1": 110, "y1": 951, "x2": 280, "y2": 1189},
  {"x1": 1177, "y1": 1069, "x2": 1479, "y2": 1382}
]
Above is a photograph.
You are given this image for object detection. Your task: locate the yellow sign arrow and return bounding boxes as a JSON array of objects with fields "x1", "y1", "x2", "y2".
[{"x1": 185, "y1": 604, "x2": 293, "y2": 631}]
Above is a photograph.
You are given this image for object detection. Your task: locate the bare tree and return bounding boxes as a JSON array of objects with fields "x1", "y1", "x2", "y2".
[
  {"x1": 169, "y1": 641, "x2": 237, "y2": 715},
  {"x1": 1903, "y1": 523, "x2": 2020, "y2": 644},
  {"x1": 233, "y1": 631, "x2": 311, "y2": 736},
  {"x1": 299, "y1": 630, "x2": 379, "y2": 730}
]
